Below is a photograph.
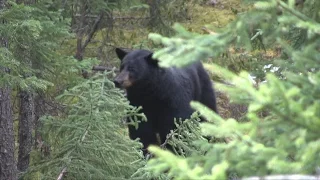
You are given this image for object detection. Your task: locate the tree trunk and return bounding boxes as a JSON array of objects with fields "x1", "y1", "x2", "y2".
[
  {"x1": 0, "y1": 87, "x2": 17, "y2": 180},
  {"x1": 74, "y1": 4, "x2": 104, "y2": 78},
  {"x1": 13, "y1": 2, "x2": 36, "y2": 171},
  {"x1": 0, "y1": 0, "x2": 17, "y2": 179},
  {"x1": 34, "y1": 94, "x2": 51, "y2": 158},
  {"x1": 34, "y1": 94, "x2": 44, "y2": 149},
  {"x1": 17, "y1": 90, "x2": 34, "y2": 172},
  {"x1": 15, "y1": 0, "x2": 37, "y2": 171},
  {"x1": 146, "y1": 0, "x2": 162, "y2": 28}
]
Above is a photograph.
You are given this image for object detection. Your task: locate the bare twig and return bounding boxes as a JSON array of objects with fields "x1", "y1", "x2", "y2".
[
  {"x1": 202, "y1": 27, "x2": 218, "y2": 35},
  {"x1": 74, "y1": 11, "x2": 104, "y2": 79},
  {"x1": 277, "y1": 0, "x2": 310, "y2": 22},
  {"x1": 243, "y1": 175, "x2": 320, "y2": 180},
  {"x1": 92, "y1": 65, "x2": 119, "y2": 73},
  {"x1": 81, "y1": 13, "x2": 104, "y2": 52},
  {"x1": 160, "y1": 129, "x2": 179, "y2": 148},
  {"x1": 56, "y1": 167, "x2": 67, "y2": 180}
]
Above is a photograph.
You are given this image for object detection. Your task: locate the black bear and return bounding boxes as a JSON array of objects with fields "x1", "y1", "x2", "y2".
[{"x1": 114, "y1": 48, "x2": 217, "y2": 155}]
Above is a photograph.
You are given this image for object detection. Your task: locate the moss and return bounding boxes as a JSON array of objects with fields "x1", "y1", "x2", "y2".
[
  {"x1": 60, "y1": 0, "x2": 245, "y2": 63},
  {"x1": 58, "y1": 0, "x2": 281, "y2": 78},
  {"x1": 182, "y1": 1, "x2": 244, "y2": 33}
]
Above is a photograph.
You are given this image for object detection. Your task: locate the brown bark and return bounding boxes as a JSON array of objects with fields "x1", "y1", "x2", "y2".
[
  {"x1": 34, "y1": 94, "x2": 44, "y2": 149},
  {"x1": 33, "y1": 94, "x2": 51, "y2": 157},
  {"x1": 0, "y1": 87, "x2": 17, "y2": 180},
  {"x1": 17, "y1": 90, "x2": 34, "y2": 172},
  {"x1": 74, "y1": 2, "x2": 103, "y2": 60},
  {"x1": 16, "y1": 0, "x2": 36, "y2": 169},
  {"x1": 0, "y1": 0, "x2": 17, "y2": 179},
  {"x1": 74, "y1": 6, "x2": 104, "y2": 78},
  {"x1": 146, "y1": 0, "x2": 162, "y2": 28}
]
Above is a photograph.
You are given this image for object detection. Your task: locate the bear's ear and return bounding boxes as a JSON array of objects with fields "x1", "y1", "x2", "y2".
[
  {"x1": 115, "y1": 48, "x2": 130, "y2": 61},
  {"x1": 145, "y1": 53, "x2": 158, "y2": 66}
]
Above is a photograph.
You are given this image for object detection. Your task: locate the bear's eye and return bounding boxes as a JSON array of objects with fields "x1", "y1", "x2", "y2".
[{"x1": 128, "y1": 66, "x2": 135, "y2": 72}]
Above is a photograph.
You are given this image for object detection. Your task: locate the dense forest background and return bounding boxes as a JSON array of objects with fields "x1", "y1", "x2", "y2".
[{"x1": 0, "y1": 0, "x2": 319, "y2": 179}]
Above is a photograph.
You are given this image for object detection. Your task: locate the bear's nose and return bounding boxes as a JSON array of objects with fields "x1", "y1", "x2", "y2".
[{"x1": 113, "y1": 79, "x2": 121, "y2": 88}]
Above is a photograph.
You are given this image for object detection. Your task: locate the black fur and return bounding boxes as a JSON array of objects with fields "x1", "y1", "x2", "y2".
[{"x1": 114, "y1": 48, "x2": 217, "y2": 155}]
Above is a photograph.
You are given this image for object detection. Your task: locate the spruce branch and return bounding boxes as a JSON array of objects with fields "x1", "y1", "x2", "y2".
[{"x1": 277, "y1": 0, "x2": 311, "y2": 22}]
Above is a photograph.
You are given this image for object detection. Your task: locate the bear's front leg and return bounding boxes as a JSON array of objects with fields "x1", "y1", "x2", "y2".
[{"x1": 127, "y1": 120, "x2": 158, "y2": 156}]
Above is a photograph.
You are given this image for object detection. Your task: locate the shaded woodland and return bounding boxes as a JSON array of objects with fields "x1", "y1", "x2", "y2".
[{"x1": 0, "y1": 0, "x2": 319, "y2": 179}]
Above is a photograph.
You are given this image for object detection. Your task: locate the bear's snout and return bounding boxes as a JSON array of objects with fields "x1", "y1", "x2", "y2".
[
  {"x1": 114, "y1": 72, "x2": 133, "y2": 89},
  {"x1": 113, "y1": 79, "x2": 121, "y2": 88}
]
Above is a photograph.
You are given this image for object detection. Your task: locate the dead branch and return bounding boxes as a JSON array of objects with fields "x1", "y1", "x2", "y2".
[
  {"x1": 74, "y1": 14, "x2": 149, "y2": 20},
  {"x1": 242, "y1": 175, "x2": 320, "y2": 180},
  {"x1": 92, "y1": 66, "x2": 119, "y2": 73},
  {"x1": 81, "y1": 13, "x2": 104, "y2": 51},
  {"x1": 202, "y1": 27, "x2": 218, "y2": 35},
  {"x1": 56, "y1": 167, "x2": 67, "y2": 180}
]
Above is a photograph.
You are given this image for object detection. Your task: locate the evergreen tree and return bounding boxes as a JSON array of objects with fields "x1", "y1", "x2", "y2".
[
  {"x1": 15, "y1": 0, "x2": 36, "y2": 172},
  {"x1": 1, "y1": 1, "x2": 152, "y2": 179},
  {"x1": 0, "y1": 0, "x2": 17, "y2": 179},
  {"x1": 141, "y1": 0, "x2": 320, "y2": 179},
  {"x1": 25, "y1": 72, "x2": 146, "y2": 179},
  {"x1": 0, "y1": 1, "x2": 96, "y2": 178}
]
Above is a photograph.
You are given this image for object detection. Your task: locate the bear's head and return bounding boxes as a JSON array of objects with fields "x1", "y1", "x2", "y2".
[{"x1": 114, "y1": 48, "x2": 159, "y2": 89}]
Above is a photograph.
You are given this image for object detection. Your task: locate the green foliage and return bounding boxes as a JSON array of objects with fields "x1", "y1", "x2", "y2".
[
  {"x1": 144, "y1": 0, "x2": 320, "y2": 179},
  {"x1": 0, "y1": 1, "x2": 95, "y2": 91},
  {"x1": 49, "y1": 0, "x2": 140, "y2": 16},
  {"x1": 132, "y1": 114, "x2": 205, "y2": 180},
  {"x1": 149, "y1": 23, "x2": 232, "y2": 68},
  {"x1": 166, "y1": 113, "x2": 207, "y2": 156},
  {"x1": 26, "y1": 72, "x2": 146, "y2": 179}
]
